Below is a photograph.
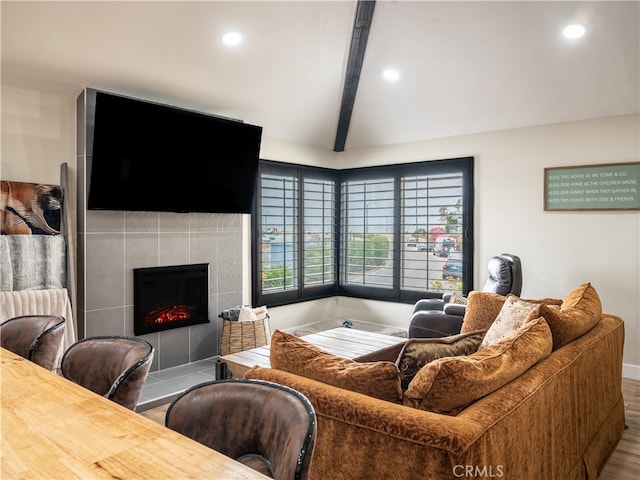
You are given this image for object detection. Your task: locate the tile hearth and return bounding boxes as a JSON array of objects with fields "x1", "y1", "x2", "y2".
[{"x1": 137, "y1": 357, "x2": 220, "y2": 411}]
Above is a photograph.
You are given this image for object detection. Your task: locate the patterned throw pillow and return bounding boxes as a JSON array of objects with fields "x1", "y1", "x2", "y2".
[
  {"x1": 395, "y1": 330, "x2": 485, "y2": 390},
  {"x1": 480, "y1": 294, "x2": 541, "y2": 348},
  {"x1": 449, "y1": 292, "x2": 469, "y2": 305}
]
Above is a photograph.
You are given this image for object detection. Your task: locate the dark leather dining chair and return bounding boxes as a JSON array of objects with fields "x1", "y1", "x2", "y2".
[
  {"x1": 409, "y1": 253, "x2": 522, "y2": 338},
  {"x1": 0, "y1": 314, "x2": 66, "y2": 371},
  {"x1": 165, "y1": 379, "x2": 317, "y2": 480},
  {"x1": 61, "y1": 335, "x2": 154, "y2": 411}
]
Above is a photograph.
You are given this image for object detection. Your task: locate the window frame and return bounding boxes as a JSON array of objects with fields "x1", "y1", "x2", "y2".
[
  {"x1": 252, "y1": 157, "x2": 474, "y2": 307},
  {"x1": 252, "y1": 161, "x2": 339, "y2": 307}
]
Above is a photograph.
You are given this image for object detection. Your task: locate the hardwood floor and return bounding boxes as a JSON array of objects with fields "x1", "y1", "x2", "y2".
[{"x1": 140, "y1": 378, "x2": 640, "y2": 478}]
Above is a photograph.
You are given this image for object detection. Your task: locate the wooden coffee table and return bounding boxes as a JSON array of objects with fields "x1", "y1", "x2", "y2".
[{"x1": 220, "y1": 327, "x2": 406, "y2": 378}]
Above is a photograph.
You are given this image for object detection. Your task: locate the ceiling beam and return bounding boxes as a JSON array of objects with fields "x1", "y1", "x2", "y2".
[{"x1": 333, "y1": 0, "x2": 376, "y2": 152}]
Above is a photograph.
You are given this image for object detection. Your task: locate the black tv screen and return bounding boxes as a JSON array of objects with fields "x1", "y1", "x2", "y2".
[{"x1": 87, "y1": 90, "x2": 262, "y2": 213}]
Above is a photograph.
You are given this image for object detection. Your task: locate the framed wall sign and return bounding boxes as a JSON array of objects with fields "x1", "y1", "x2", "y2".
[{"x1": 544, "y1": 162, "x2": 640, "y2": 211}]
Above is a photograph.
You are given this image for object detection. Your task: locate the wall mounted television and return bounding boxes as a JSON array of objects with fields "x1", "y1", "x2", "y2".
[{"x1": 87, "y1": 90, "x2": 262, "y2": 214}]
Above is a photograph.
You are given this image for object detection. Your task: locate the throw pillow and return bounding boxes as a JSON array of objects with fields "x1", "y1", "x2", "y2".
[
  {"x1": 449, "y1": 292, "x2": 469, "y2": 305},
  {"x1": 269, "y1": 330, "x2": 403, "y2": 403},
  {"x1": 539, "y1": 282, "x2": 602, "y2": 350},
  {"x1": 561, "y1": 282, "x2": 602, "y2": 316},
  {"x1": 395, "y1": 330, "x2": 485, "y2": 390},
  {"x1": 404, "y1": 316, "x2": 552, "y2": 415},
  {"x1": 459, "y1": 291, "x2": 508, "y2": 333},
  {"x1": 480, "y1": 294, "x2": 542, "y2": 347}
]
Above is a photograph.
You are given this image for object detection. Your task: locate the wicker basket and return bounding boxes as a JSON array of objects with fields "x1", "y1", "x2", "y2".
[{"x1": 219, "y1": 318, "x2": 271, "y2": 356}]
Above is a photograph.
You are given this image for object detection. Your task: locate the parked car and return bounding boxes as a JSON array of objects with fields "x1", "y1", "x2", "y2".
[
  {"x1": 442, "y1": 252, "x2": 463, "y2": 279},
  {"x1": 433, "y1": 237, "x2": 456, "y2": 257},
  {"x1": 417, "y1": 243, "x2": 429, "y2": 251}
]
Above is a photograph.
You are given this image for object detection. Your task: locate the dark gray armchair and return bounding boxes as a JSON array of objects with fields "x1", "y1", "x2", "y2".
[{"x1": 409, "y1": 253, "x2": 522, "y2": 338}]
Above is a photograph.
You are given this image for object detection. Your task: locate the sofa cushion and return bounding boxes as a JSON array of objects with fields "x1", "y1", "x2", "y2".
[
  {"x1": 539, "y1": 282, "x2": 602, "y2": 350},
  {"x1": 480, "y1": 294, "x2": 542, "y2": 347},
  {"x1": 269, "y1": 329, "x2": 403, "y2": 403},
  {"x1": 460, "y1": 291, "x2": 507, "y2": 333},
  {"x1": 395, "y1": 330, "x2": 485, "y2": 390},
  {"x1": 404, "y1": 316, "x2": 553, "y2": 415}
]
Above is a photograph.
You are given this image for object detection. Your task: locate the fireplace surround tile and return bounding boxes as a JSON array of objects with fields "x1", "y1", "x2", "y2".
[
  {"x1": 158, "y1": 326, "x2": 190, "y2": 369},
  {"x1": 189, "y1": 232, "x2": 219, "y2": 259},
  {"x1": 189, "y1": 233, "x2": 219, "y2": 293},
  {"x1": 85, "y1": 306, "x2": 126, "y2": 337},
  {"x1": 80, "y1": 214, "x2": 243, "y2": 373},
  {"x1": 158, "y1": 232, "x2": 190, "y2": 266},
  {"x1": 124, "y1": 233, "x2": 161, "y2": 306},
  {"x1": 159, "y1": 211, "x2": 191, "y2": 232},
  {"x1": 125, "y1": 210, "x2": 160, "y2": 232},
  {"x1": 86, "y1": 209, "x2": 124, "y2": 233},
  {"x1": 86, "y1": 232, "x2": 125, "y2": 310},
  {"x1": 190, "y1": 212, "x2": 219, "y2": 232},
  {"x1": 189, "y1": 320, "x2": 218, "y2": 361},
  {"x1": 218, "y1": 213, "x2": 243, "y2": 231},
  {"x1": 216, "y1": 232, "x2": 243, "y2": 293}
]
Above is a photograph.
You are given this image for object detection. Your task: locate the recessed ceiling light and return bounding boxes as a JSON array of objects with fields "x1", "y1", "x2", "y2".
[
  {"x1": 563, "y1": 24, "x2": 586, "y2": 39},
  {"x1": 382, "y1": 69, "x2": 399, "y2": 82},
  {"x1": 221, "y1": 31, "x2": 243, "y2": 46}
]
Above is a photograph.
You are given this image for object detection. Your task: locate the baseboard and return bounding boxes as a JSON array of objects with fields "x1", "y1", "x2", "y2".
[{"x1": 622, "y1": 363, "x2": 640, "y2": 380}]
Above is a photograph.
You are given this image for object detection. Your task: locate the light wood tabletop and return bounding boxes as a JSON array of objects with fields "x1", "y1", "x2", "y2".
[
  {"x1": 0, "y1": 347, "x2": 269, "y2": 480},
  {"x1": 221, "y1": 326, "x2": 406, "y2": 378}
]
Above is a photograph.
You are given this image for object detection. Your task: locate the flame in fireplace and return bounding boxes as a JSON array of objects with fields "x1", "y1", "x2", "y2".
[{"x1": 145, "y1": 305, "x2": 196, "y2": 326}]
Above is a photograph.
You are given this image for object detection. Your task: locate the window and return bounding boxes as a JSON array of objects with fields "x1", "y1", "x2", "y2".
[
  {"x1": 338, "y1": 157, "x2": 473, "y2": 303},
  {"x1": 340, "y1": 175, "x2": 395, "y2": 295},
  {"x1": 253, "y1": 162, "x2": 337, "y2": 307},
  {"x1": 401, "y1": 172, "x2": 466, "y2": 297},
  {"x1": 252, "y1": 157, "x2": 473, "y2": 307}
]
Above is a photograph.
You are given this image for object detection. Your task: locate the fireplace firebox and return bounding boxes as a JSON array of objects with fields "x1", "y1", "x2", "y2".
[{"x1": 133, "y1": 264, "x2": 210, "y2": 336}]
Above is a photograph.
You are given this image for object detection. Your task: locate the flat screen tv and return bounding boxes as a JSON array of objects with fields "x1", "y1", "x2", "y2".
[{"x1": 87, "y1": 90, "x2": 262, "y2": 213}]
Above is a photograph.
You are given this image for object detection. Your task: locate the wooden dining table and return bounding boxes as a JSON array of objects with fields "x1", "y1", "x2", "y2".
[{"x1": 0, "y1": 347, "x2": 269, "y2": 479}]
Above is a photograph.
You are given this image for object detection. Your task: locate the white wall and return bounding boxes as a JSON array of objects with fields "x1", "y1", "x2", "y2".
[
  {"x1": 2, "y1": 85, "x2": 638, "y2": 378},
  {"x1": 1, "y1": 86, "x2": 75, "y2": 184}
]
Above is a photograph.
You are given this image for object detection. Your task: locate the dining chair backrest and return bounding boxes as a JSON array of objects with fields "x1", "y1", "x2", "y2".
[
  {"x1": 0, "y1": 315, "x2": 66, "y2": 371},
  {"x1": 165, "y1": 378, "x2": 317, "y2": 480},
  {"x1": 61, "y1": 335, "x2": 154, "y2": 410}
]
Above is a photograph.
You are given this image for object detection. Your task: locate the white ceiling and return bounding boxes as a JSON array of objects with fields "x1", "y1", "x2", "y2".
[{"x1": 2, "y1": 0, "x2": 639, "y2": 152}]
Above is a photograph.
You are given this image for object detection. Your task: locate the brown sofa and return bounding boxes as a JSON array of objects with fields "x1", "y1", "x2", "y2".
[{"x1": 245, "y1": 286, "x2": 625, "y2": 480}]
